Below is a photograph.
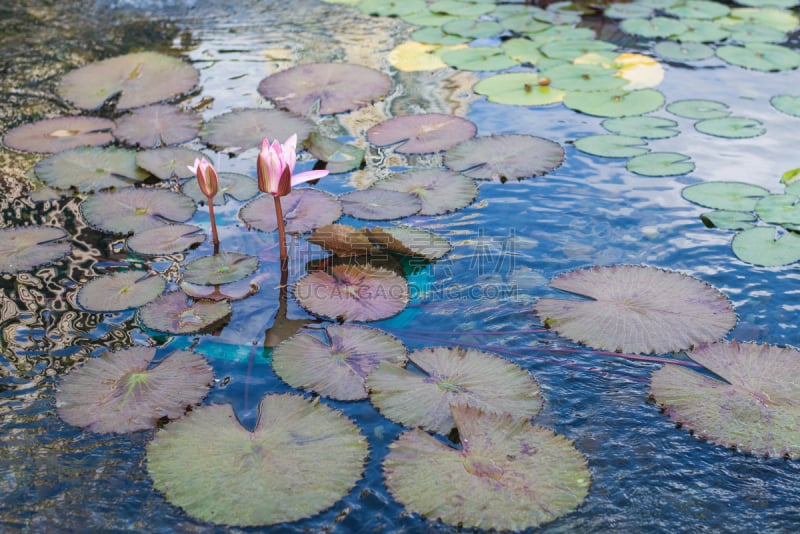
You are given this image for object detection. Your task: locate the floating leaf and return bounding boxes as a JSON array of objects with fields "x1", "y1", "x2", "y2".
[
  {"x1": 138, "y1": 290, "x2": 232, "y2": 334},
  {"x1": 294, "y1": 264, "x2": 409, "y2": 322},
  {"x1": 126, "y1": 224, "x2": 206, "y2": 255},
  {"x1": 540, "y1": 39, "x2": 616, "y2": 61},
  {"x1": 675, "y1": 19, "x2": 731, "y2": 43},
  {"x1": 725, "y1": 22, "x2": 788, "y2": 43},
  {"x1": 532, "y1": 25, "x2": 595, "y2": 43},
  {"x1": 359, "y1": 0, "x2": 426, "y2": 16},
  {"x1": 366, "y1": 114, "x2": 476, "y2": 154},
  {"x1": 147, "y1": 394, "x2": 367, "y2": 526},
  {"x1": 620, "y1": 16, "x2": 688, "y2": 38},
  {"x1": 650, "y1": 341, "x2": 800, "y2": 459},
  {"x1": 367, "y1": 346, "x2": 541, "y2": 435},
  {"x1": 181, "y1": 172, "x2": 259, "y2": 205},
  {"x1": 58, "y1": 51, "x2": 199, "y2": 111},
  {"x1": 371, "y1": 169, "x2": 478, "y2": 215},
  {"x1": 562, "y1": 88, "x2": 665, "y2": 118},
  {"x1": 574, "y1": 134, "x2": 649, "y2": 158},
  {"x1": 530, "y1": 5, "x2": 580, "y2": 25},
  {"x1": 113, "y1": 104, "x2": 201, "y2": 147},
  {"x1": 613, "y1": 52, "x2": 665, "y2": 89},
  {"x1": 240, "y1": 188, "x2": 342, "y2": 234},
  {"x1": 180, "y1": 278, "x2": 260, "y2": 302},
  {"x1": 429, "y1": 0, "x2": 493, "y2": 17},
  {"x1": 700, "y1": 210, "x2": 757, "y2": 230},
  {"x1": 306, "y1": 132, "x2": 365, "y2": 174},
  {"x1": 716, "y1": 43, "x2": 800, "y2": 71},
  {"x1": 667, "y1": 99, "x2": 730, "y2": 119},
  {"x1": 442, "y1": 19, "x2": 503, "y2": 39},
  {"x1": 732, "y1": 226, "x2": 800, "y2": 266},
  {"x1": 412, "y1": 26, "x2": 471, "y2": 46},
  {"x1": 401, "y1": 9, "x2": 460, "y2": 26},
  {"x1": 770, "y1": 94, "x2": 800, "y2": 117},
  {"x1": 384, "y1": 404, "x2": 590, "y2": 531},
  {"x1": 445, "y1": 134, "x2": 564, "y2": 181},
  {"x1": 136, "y1": 147, "x2": 208, "y2": 181},
  {"x1": 340, "y1": 189, "x2": 422, "y2": 221},
  {"x1": 388, "y1": 41, "x2": 450, "y2": 71},
  {"x1": 666, "y1": 1, "x2": 730, "y2": 19},
  {"x1": 473, "y1": 72, "x2": 566, "y2": 106},
  {"x1": 307, "y1": 224, "x2": 377, "y2": 257},
  {"x1": 694, "y1": 117, "x2": 765, "y2": 138},
  {"x1": 199, "y1": 108, "x2": 314, "y2": 153},
  {"x1": 627, "y1": 152, "x2": 695, "y2": 177},
  {"x1": 258, "y1": 63, "x2": 392, "y2": 115},
  {"x1": 366, "y1": 226, "x2": 451, "y2": 261},
  {"x1": 725, "y1": 7, "x2": 799, "y2": 33},
  {"x1": 604, "y1": 3, "x2": 654, "y2": 18},
  {"x1": 438, "y1": 46, "x2": 518, "y2": 71},
  {"x1": 182, "y1": 252, "x2": 259, "y2": 286},
  {"x1": 0, "y1": 226, "x2": 71, "y2": 273},
  {"x1": 540, "y1": 63, "x2": 627, "y2": 92},
  {"x1": 81, "y1": 188, "x2": 196, "y2": 235},
  {"x1": 56, "y1": 346, "x2": 212, "y2": 433},
  {"x1": 34, "y1": 146, "x2": 149, "y2": 192},
  {"x1": 601, "y1": 116, "x2": 679, "y2": 139},
  {"x1": 755, "y1": 194, "x2": 800, "y2": 225},
  {"x1": 500, "y1": 38, "x2": 543, "y2": 65},
  {"x1": 654, "y1": 41, "x2": 715, "y2": 62},
  {"x1": 733, "y1": 0, "x2": 799, "y2": 7},
  {"x1": 273, "y1": 325, "x2": 407, "y2": 401},
  {"x1": 77, "y1": 270, "x2": 165, "y2": 312},
  {"x1": 535, "y1": 265, "x2": 736, "y2": 354},
  {"x1": 2, "y1": 116, "x2": 114, "y2": 153},
  {"x1": 682, "y1": 181, "x2": 770, "y2": 211}
]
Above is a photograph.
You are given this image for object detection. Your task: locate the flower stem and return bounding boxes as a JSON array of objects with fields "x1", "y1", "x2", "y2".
[
  {"x1": 207, "y1": 197, "x2": 220, "y2": 255},
  {"x1": 273, "y1": 195, "x2": 287, "y2": 262}
]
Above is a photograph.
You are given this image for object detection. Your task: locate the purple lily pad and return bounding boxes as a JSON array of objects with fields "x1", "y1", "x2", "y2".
[
  {"x1": 56, "y1": 346, "x2": 213, "y2": 434},
  {"x1": 384, "y1": 404, "x2": 590, "y2": 531},
  {"x1": 272, "y1": 325, "x2": 407, "y2": 400},
  {"x1": 57, "y1": 51, "x2": 199, "y2": 111},
  {"x1": 77, "y1": 270, "x2": 166, "y2": 312},
  {"x1": 294, "y1": 264, "x2": 409, "y2": 322},
  {"x1": 138, "y1": 290, "x2": 232, "y2": 334},
  {"x1": 113, "y1": 104, "x2": 201, "y2": 147},
  {"x1": 367, "y1": 346, "x2": 542, "y2": 435},
  {"x1": 339, "y1": 189, "x2": 422, "y2": 221},
  {"x1": 2, "y1": 116, "x2": 114, "y2": 153},
  {"x1": 180, "y1": 277, "x2": 262, "y2": 302},
  {"x1": 0, "y1": 226, "x2": 71, "y2": 273},
  {"x1": 182, "y1": 172, "x2": 259, "y2": 205},
  {"x1": 199, "y1": 108, "x2": 314, "y2": 153},
  {"x1": 240, "y1": 188, "x2": 342, "y2": 235},
  {"x1": 135, "y1": 147, "x2": 208, "y2": 181},
  {"x1": 34, "y1": 146, "x2": 149, "y2": 192},
  {"x1": 535, "y1": 265, "x2": 737, "y2": 355},
  {"x1": 365, "y1": 226, "x2": 451, "y2": 261},
  {"x1": 81, "y1": 188, "x2": 196, "y2": 235},
  {"x1": 307, "y1": 224, "x2": 378, "y2": 257},
  {"x1": 182, "y1": 252, "x2": 259, "y2": 286},
  {"x1": 650, "y1": 341, "x2": 800, "y2": 459},
  {"x1": 366, "y1": 113, "x2": 477, "y2": 154},
  {"x1": 371, "y1": 169, "x2": 478, "y2": 215},
  {"x1": 126, "y1": 224, "x2": 205, "y2": 255},
  {"x1": 445, "y1": 134, "x2": 565, "y2": 182},
  {"x1": 258, "y1": 63, "x2": 392, "y2": 115}
]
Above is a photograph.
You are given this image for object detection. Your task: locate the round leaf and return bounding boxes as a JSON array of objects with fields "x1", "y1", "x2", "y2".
[
  {"x1": 80, "y1": 188, "x2": 196, "y2": 235},
  {"x1": 240, "y1": 188, "x2": 342, "y2": 234},
  {"x1": 339, "y1": 189, "x2": 422, "y2": 221},
  {"x1": 732, "y1": 226, "x2": 800, "y2": 266},
  {"x1": 34, "y1": 146, "x2": 149, "y2": 192},
  {"x1": 562, "y1": 88, "x2": 665, "y2": 118},
  {"x1": 181, "y1": 171, "x2": 259, "y2": 205},
  {"x1": 365, "y1": 226, "x2": 452, "y2": 261},
  {"x1": 694, "y1": 117, "x2": 765, "y2": 138},
  {"x1": 0, "y1": 226, "x2": 71, "y2": 273},
  {"x1": 2, "y1": 116, "x2": 114, "y2": 153},
  {"x1": 716, "y1": 43, "x2": 800, "y2": 71},
  {"x1": 654, "y1": 41, "x2": 715, "y2": 62},
  {"x1": 601, "y1": 116, "x2": 679, "y2": 139},
  {"x1": 667, "y1": 99, "x2": 730, "y2": 119},
  {"x1": 366, "y1": 113, "x2": 477, "y2": 154},
  {"x1": 371, "y1": 168, "x2": 478, "y2": 215},
  {"x1": 113, "y1": 104, "x2": 201, "y2": 148},
  {"x1": 199, "y1": 108, "x2": 314, "y2": 153},
  {"x1": 541, "y1": 63, "x2": 627, "y2": 92},
  {"x1": 135, "y1": 147, "x2": 208, "y2": 181},
  {"x1": 627, "y1": 152, "x2": 695, "y2": 177},
  {"x1": 574, "y1": 134, "x2": 649, "y2": 158},
  {"x1": 77, "y1": 270, "x2": 165, "y2": 312},
  {"x1": 473, "y1": 72, "x2": 566, "y2": 106},
  {"x1": 438, "y1": 46, "x2": 519, "y2": 71},
  {"x1": 621, "y1": 16, "x2": 688, "y2": 38},
  {"x1": 126, "y1": 224, "x2": 206, "y2": 255},
  {"x1": 445, "y1": 134, "x2": 564, "y2": 181},
  {"x1": 182, "y1": 252, "x2": 259, "y2": 286},
  {"x1": 770, "y1": 94, "x2": 800, "y2": 117},
  {"x1": 682, "y1": 181, "x2": 770, "y2": 211},
  {"x1": 138, "y1": 290, "x2": 232, "y2": 334}
]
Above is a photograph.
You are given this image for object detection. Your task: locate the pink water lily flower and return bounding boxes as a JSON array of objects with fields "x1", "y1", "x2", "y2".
[
  {"x1": 188, "y1": 158, "x2": 219, "y2": 199},
  {"x1": 257, "y1": 134, "x2": 328, "y2": 197}
]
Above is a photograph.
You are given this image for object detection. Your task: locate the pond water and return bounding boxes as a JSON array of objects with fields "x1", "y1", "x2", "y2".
[{"x1": 2, "y1": 0, "x2": 800, "y2": 532}]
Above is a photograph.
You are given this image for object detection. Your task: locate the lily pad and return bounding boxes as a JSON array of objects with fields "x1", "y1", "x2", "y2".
[
  {"x1": 666, "y1": 1, "x2": 730, "y2": 19},
  {"x1": 410, "y1": 26, "x2": 469, "y2": 46},
  {"x1": 601, "y1": 116, "x2": 679, "y2": 139},
  {"x1": 2, "y1": 116, "x2": 114, "y2": 153},
  {"x1": 294, "y1": 264, "x2": 409, "y2": 322},
  {"x1": 620, "y1": 16, "x2": 688, "y2": 38},
  {"x1": 437, "y1": 46, "x2": 518, "y2": 71},
  {"x1": 113, "y1": 104, "x2": 201, "y2": 147},
  {"x1": 627, "y1": 152, "x2": 695, "y2": 177},
  {"x1": 199, "y1": 108, "x2": 314, "y2": 153},
  {"x1": 371, "y1": 169, "x2": 478, "y2": 215},
  {"x1": 359, "y1": 0, "x2": 426, "y2": 16},
  {"x1": 441, "y1": 19, "x2": 503, "y2": 39},
  {"x1": 182, "y1": 252, "x2": 259, "y2": 286},
  {"x1": 534, "y1": 265, "x2": 736, "y2": 354},
  {"x1": 147, "y1": 393, "x2": 368, "y2": 526},
  {"x1": 272, "y1": 325, "x2": 407, "y2": 401},
  {"x1": 0, "y1": 226, "x2": 71, "y2": 273},
  {"x1": 240, "y1": 188, "x2": 342, "y2": 234},
  {"x1": 77, "y1": 270, "x2": 166, "y2": 312},
  {"x1": 716, "y1": 43, "x2": 800, "y2": 71},
  {"x1": 473, "y1": 72, "x2": 567, "y2": 106},
  {"x1": 540, "y1": 63, "x2": 627, "y2": 92},
  {"x1": 365, "y1": 226, "x2": 451, "y2": 261},
  {"x1": 694, "y1": 117, "x2": 765, "y2": 138},
  {"x1": 562, "y1": 88, "x2": 665, "y2": 118},
  {"x1": 180, "y1": 278, "x2": 260, "y2": 302},
  {"x1": 574, "y1": 134, "x2": 649, "y2": 158},
  {"x1": 258, "y1": 63, "x2": 392, "y2": 115},
  {"x1": 34, "y1": 146, "x2": 149, "y2": 192},
  {"x1": 755, "y1": 194, "x2": 800, "y2": 225},
  {"x1": 384, "y1": 404, "x2": 590, "y2": 531},
  {"x1": 700, "y1": 210, "x2": 758, "y2": 230},
  {"x1": 667, "y1": 99, "x2": 730, "y2": 119},
  {"x1": 732, "y1": 226, "x2": 800, "y2": 266},
  {"x1": 539, "y1": 39, "x2": 617, "y2": 61},
  {"x1": 81, "y1": 188, "x2": 196, "y2": 235},
  {"x1": 136, "y1": 147, "x2": 208, "y2": 181},
  {"x1": 604, "y1": 3, "x2": 654, "y2": 18},
  {"x1": 182, "y1": 172, "x2": 259, "y2": 205},
  {"x1": 725, "y1": 7, "x2": 799, "y2": 33},
  {"x1": 429, "y1": 0, "x2": 493, "y2": 17},
  {"x1": 57, "y1": 51, "x2": 199, "y2": 111},
  {"x1": 366, "y1": 114, "x2": 476, "y2": 154},
  {"x1": 367, "y1": 346, "x2": 541, "y2": 435},
  {"x1": 682, "y1": 181, "x2": 770, "y2": 211},
  {"x1": 500, "y1": 38, "x2": 544, "y2": 65},
  {"x1": 725, "y1": 22, "x2": 788, "y2": 43},
  {"x1": 307, "y1": 224, "x2": 377, "y2": 257},
  {"x1": 387, "y1": 41, "x2": 450, "y2": 71},
  {"x1": 675, "y1": 19, "x2": 731, "y2": 43},
  {"x1": 445, "y1": 134, "x2": 565, "y2": 182},
  {"x1": 56, "y1": 346, "x2": 213, "y2": 433},
  {"x1": 650, "y1": 341, "x2": 800, "y2": 459},
  {"x1": 306, "y1": 132, "x2": 365, "y2": 174},
  {"x1": 770, "y1": 94, "x2": 800, "y2": 117},
  {"x1": 126, "y1": 224, "x2": 206, "y2": 255},
  {"x1": 654, "y1": 41, "x2": 715, "y2": 62},
  {"x1": 339, "y1": 189, "x2": 422, "y2": 220},
  {"x1": 138, "y1": 290, "x2": 232, "y2": 334}
]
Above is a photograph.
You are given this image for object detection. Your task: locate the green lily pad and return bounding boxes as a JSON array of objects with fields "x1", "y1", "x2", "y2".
[
  {"x1": 770, "y1": 94, "x2": 800, "y2": 117},
  {"x1": 650, "y1": 341, "x2": 800, "y2": 458},
  {"x1": 136, "y1": 147, "x2": 208, "y2": 181},
  {"x1": 716, "y1": 43, "x2": 800, "y2": 71},
  {"x1": 272, "y1": 324, "x2": 407, "y2": 401},
  {"x1": 627, "y1": 152, "x2": 695, "y2": 176},
  {"x1": 725, "y1": 7, "x2": 799, "y2": 33},
  {"x1": 654, "y1": 41, "x2": 715, "y2": 62},
  {"x1": 401, "y1": 9, "x2": 460, "y2": 26},
  {"x1": 532, "y1": 26, "x2": 595, "y2": 44},
  {"x1": 601, "y1": 116, "x2": 680, "y2": 139},
  {"x1": 540, "y1": 63, "x2": 627, "y2": 92},
  {"x1": 240, "y1": 188, "x2": 342, "y2": 235},
  {"x1": 367, "y1": 346, "x2": 541, "y2": 435},
  {"x1": 530, "y1": 5, "x2": 580, "y2": 25},
  {"x1": 34, "y1": 146, "x2": 149, "y2": 192},
  {"x1": 138, "y1": 290, "x2": 232, "y2": 334},
  {"x1": 604, "y1": 3, "x2": 655, "y2": 18},
  {"x1": 365, "y1": 226, "x2": 451, "y2": 261},
  {"x1": 384, "y1": 404, "x2": 590, "y2": 531},
  {"x1": 430, "y1": 0, "x2": 494, "y2": 16},
  {"x1": 366, "y1": 113, "x2": 477, "y2": 154},
  {"x1": 563, "y1": 88, "x2": 665, "y2": 118},
  {"x1": 676, "y1": 19, "x2": 731, "y2": 43},
  {"x1": 755, "y1": 194, "x2": 800, "y2": 225},
  {"x1": 539, "y1": 39, "x2": 617, "y2": 61},
  {"x1": 340, "y1": 189, "x2": 422, "y2": 221},
  {"x1": 182, "y1": 172, "x2": 259, "y2": 205},
  {"x1": 441, "y1": 19, "x2": 503, "y2": 39},
  {"x1": 147, "y1": 393, "x2": 368, "y2": 526},
  {"x1": 725, "y1": 22, "x2": 788, "y2": 43},
  {"x1": 199, "y1": 108, "x2": 314, "y2": 153},
  {"x1": 80, "y1": 188, "x2": 196, "y2": 235},
  {"x1": 358, "y1": 0, "x2": 426, "y2": 16},
  {"x1": 574, "y1": 134, "x2": 649, "y2": 158},
  {"x1": 499, "y1": 14, "x2": 550, "y2": 35},
  {"x1": 126, "y1": 224, "x2": 206, "y2": 255},
  {"x1": 621, "y1": 17, "x2": 689, "y2": 38},
  {"x1": 733, "y1": 0, "x2": 799, "y2": 8},
  {"x1": 438, "y1": 46, "x2": 518, "y2": 72},
  {"x1": 473, "y1": 72, "x2": 566, "y2": 106},
  {"x1": 535, "y1": 265, "x2": 736, "y2": 354},
  {"x1": 2, "y1": 116, "x2": 114, "y2": 153},
  {"x1": 182, "y1": 252, "x2": 259, "y2": 286},
  {"x1": 682, "y1": 181, "x2": 770, "y2": 211},
  {"x1": 500, "y1": 38, "x2": 543, "y2": 65},
  {"x1": 700, "y1": 210, "x2": 758, "y2": 230},
  {"x1": 694, "y1": 117, "x2": 765, "y2": 138},
  {"x1": 732, "y1": 226, "x2": 800, "y2": 266},
  {"x1": 306, "y1": 133, "x2": 365, "y2": 174},
  {"x1": 371, "y1": 168, "x2": 478, "y2": 215},
  {"x1": 667, "y1": 99, "x2": 730, "y2": 119},
  {"x1": 57, "y1": 51, "x2": 199, "y2": 111},
  {"x1": 77, "y1": 270, "x2": 166, "y2": 312},
  {"x1": 113, "y1": 104, "x2": 201, "y2": 148},
  {"x1": 445, "y1": 134, "x2": 564, "y2": 182},
  {"x1": 666, "y1": 1, "x2": 730, "y2": 19},
  {"x1": 410, "y1": 26, "x2": 469, "y2": 46},
  {"x1": 0, "y1": 226, "x2": 71, "y2": 274},
  {"x1": 57, "y1": 346, "x2": 212, "y2": 434}
]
